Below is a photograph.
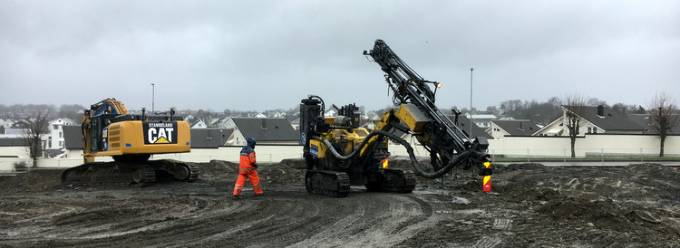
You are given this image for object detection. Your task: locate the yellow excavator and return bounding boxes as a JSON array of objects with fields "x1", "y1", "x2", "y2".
[
  {"x1": 62, "y1": 98, "x2": 199, "y2": 184},
  {"x1": 300, "y1": 40, "x2": 492, "y2": 197}
]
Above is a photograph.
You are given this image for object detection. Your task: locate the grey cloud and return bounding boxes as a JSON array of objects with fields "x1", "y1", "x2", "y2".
[{"x1": 1, "y1": 0, "x2": 679, "y2": 111}]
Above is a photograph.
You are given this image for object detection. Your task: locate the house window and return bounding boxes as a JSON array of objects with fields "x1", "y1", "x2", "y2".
[
  {"x1": 59, "y1": 132, "x2": 62, "y2": 138},
  {"x1": 59, "y1": 141, "x2": 63, "y2": 147},
  {"x1": 48, "y1": 137, "x2": 52, "y2": 148},
  {"x1": 587, "y1": 127, "x2": 592, "y2": 133},
  {"x1": 53, "y1": 124, "x2": 58, "y2": 129},
  {"x1": 593, "y1": 127, "x2": 597, "y2": 134}
]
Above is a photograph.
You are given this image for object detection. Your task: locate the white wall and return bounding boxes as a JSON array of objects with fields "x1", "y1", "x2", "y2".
[
  {"x1": 0, "y1": 146, "x2": 29, "y2": 158},
  {"x1": 3, "y1": 134, "x2": 678, "y2": 171},
  {"x1": 153, "y1": 145, "x2": 304, "y2": 163},
  {"x1": 0, "y1": 146, "x2": 30, "y2": 171},
  {"x1": 0, "y1": 144, "x2": 424, "y2": 171},
  {"x1": 488, "y1": 134, "x2": 680, "y2": 157}
]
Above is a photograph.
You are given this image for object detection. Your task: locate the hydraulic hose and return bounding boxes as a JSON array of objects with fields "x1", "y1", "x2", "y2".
[
  {"x1": 321, "y1": 130, "x2": 484, "y2": 178},
  {"x1": 387, "y1": 133, "x2": 484, "y2": 179}
]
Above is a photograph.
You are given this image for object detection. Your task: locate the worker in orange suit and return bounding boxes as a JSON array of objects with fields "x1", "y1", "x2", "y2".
[{"x1": 232, "y1": 137, "x2": 263, "y2": 199}]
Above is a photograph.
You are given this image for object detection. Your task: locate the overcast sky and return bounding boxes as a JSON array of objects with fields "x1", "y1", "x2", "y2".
[{"x1": 1, "y1": 0, "x2": 678, "y2": 111}]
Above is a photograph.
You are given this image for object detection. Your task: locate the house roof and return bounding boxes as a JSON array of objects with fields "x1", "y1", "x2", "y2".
[
  {"x1": 191, "y1": 128, "x2": 232, "y2": 148},
  {"x1": 11, "y1": 120, "x2": 30, "y2": 128},
  {"x1": 446, "y1": 115, "x2": 492, "y2": 139},
  {"x1": 493, "y1": 120, "x2": 540, "y2": 136},
  {"x1": 563, "y1": 105, "x2": 645, "y2": 131},
  {"x1": 187, "y1": 118, "x2": 202, "y2": 126},
  {"x1": 0, "y1": 138, "x2": 28, "y2": 147},
  {"x1": 630, "y1": 113, "x2": 680, "y2": 134},
  {"x1": 63, "y1": 126, "x2": 84, "y2": 149},
  {"x1": 48, "y1": 118, "x2": 74, "y2": 125},
  {"x1": 231, "y1": 118, "x2": 298, "y2": 141}
]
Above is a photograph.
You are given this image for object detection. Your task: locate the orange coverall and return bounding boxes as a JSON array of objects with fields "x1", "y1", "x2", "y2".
[{"x1": 232, "y1": 147, "x2": 263, "y2": 197}]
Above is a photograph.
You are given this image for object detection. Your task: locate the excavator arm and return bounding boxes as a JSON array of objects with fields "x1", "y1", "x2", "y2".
[{"x1": 364, "y1": 39, "x2": 491, "y2": 178}]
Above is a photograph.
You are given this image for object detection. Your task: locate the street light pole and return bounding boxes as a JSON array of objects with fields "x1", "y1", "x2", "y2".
[
  {"x1": 151, "y1": 83, "x2": 156, "y2": 113},
  {"x1": 469, "y1": 67, "x2": 474, "y2": 137}
]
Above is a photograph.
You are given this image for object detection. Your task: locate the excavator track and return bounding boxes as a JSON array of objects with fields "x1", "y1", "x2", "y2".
[
  {"x1": 146, "y1": 159, "x2": 200, "y2": 182},
  {"x1": 366, "y1": 169, "x2": 416, "y2": 193},
  {"x1": 61, "y1": 159, "x2": 200, "y2": 186},
  {"x1": 132, "y1": 165, "x2": 157, "y2": 185},
  {"x1": 305, "y1": 170, "x2": 350, "y2": 197}
]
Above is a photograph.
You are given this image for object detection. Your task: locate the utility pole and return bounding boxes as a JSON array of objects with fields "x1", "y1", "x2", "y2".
[
  {"x1": 469, "y1": 67, "x2": 474, "y2": 137},
  {"x1": 151, "y1": 83, "x2": 156, "y2": 113}
]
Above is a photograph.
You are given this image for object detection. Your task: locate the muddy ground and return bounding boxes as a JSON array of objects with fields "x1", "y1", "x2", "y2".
[{"x1": 1, "y1": 160, "x2": 679, "y2": 248}]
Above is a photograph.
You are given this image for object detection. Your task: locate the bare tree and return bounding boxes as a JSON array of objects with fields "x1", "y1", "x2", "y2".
[
  {"x1": 649, "y1": 94, "x2": 679, "y2": 157},
  {"x1": 23, "y1": 111, "x2": 50, "y2": 168},
  {"x1": 564, "y1": 96, "x2": 586, "y2": 158}
]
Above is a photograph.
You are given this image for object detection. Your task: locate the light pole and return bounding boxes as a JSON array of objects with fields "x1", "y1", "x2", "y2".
[
  {"x1": 469, "y1": 67, "x2": 474, "y2": 137},
  {"x1": 151, "y1": 83, "x2": 156, "y2": 113}
]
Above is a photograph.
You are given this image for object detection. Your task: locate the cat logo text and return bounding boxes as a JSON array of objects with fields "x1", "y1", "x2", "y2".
[{"x1": 144, "y1": 122, "x2": 178, "y2": 144}]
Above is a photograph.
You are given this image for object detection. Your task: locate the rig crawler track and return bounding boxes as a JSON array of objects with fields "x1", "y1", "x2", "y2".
[
  {"x1": 305, "y1": 170, "x2": 351, "y2": 197},
  {"x1": 368, "y1": 169, "x2": 416, "y2": 193}
]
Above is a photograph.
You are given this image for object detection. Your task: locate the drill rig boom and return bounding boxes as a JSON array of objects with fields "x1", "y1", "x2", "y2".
[{"x1": 364, "y1": 39, "x2": 490, "y2": 178}]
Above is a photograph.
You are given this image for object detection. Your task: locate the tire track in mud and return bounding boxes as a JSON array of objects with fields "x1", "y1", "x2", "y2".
[
  {"x1": 290, "y1": 194, "x2": 437, "y2": 248},
  {"x1": 0, "y1": 188, "x2": 437, "y2": 248}
]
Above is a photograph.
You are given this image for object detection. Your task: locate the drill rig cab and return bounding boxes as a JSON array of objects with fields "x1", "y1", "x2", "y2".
[
  {"x1": 62, "y1": 98, "x2": 199, "y2": 185},
  {"x1": 300, "y1": 39, "x2": 492, "y2": 197}
]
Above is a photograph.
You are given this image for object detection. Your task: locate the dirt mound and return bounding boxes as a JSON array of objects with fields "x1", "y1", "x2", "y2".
[
  {"x1": 198, "y1": 160, "x2": 239, "y2": 181},
  {"x1": 626, "y1": 163, "x2": 680, "y2": 180},
  {"x1": 538, "y1": 197, "x2": 631, "y2": 230},
  {"x1": 0, "y1": 169, "x2": 63, "y2": 194},
  {"x1": 198, "y1": 160, "x2": 305, "y2": 187},
  {"x1": 625, "y1": 163, "x2": 680, "y2": 201},
  {"x1": 279, "y1": 158, "x2": 307, "y2": 169}
]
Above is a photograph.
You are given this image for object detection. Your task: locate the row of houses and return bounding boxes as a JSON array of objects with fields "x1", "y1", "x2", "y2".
[
  {"x1": 0, "y1": 117, "x2": 299, "y2": 160},
  {"x1": 470, "y1": 104, "x2": 679, "y2": 139},
  {"x1": 1, "y1": 104, "x2": 678, "y2": 162},
  {"x1": 2, "y1": 104, "x2": 674, "y2": 151},
  {"x1": 0, "y1": 118, "x2": 75, "y2": 157}
]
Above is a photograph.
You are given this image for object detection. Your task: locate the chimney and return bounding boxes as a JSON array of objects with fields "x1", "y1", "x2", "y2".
[{"x1": 597, "y1": 105, "x2": 605, "y2": 117}]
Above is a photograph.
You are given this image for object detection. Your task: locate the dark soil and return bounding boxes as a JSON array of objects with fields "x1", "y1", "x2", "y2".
[{"x1": 1, "y1": 161, "x2": 679, "y2": 247}]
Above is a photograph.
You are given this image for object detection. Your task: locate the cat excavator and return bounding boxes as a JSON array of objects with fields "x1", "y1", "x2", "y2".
[
  {"x1": 61, "y1": 98, "x2": 199, "y2": 185},
  {"x1": 300, "y1": 39, "x2": 492, "y2": 197}
]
